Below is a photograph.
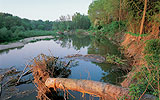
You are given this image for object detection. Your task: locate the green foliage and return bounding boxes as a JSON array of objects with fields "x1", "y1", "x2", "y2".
[
  {"x1": 126, "y1": 32, "x2": 148, "y2": 37},
  {"x1": 0, "y1": 13, "x2": 53, "y2": 43},
  {"x1": 90, "y1": 21, "x2": 126, "y2": 41},
  {"x1": 75, "y1": 29, "x2": 86, "y2": 35},
  {"x1": 129, "y1": 39, "x2": 160, "y2": 99},
  {"x1": 126, "y1": 0, "x2": 159, "y2": 22},
  {"x1": 144, "y1": 39, "x2": 160, "y2": 54},
  {"x1": 125, "y1": 0, "x2": 160, "y2": 33},
  {"x1": 52, "y1": 13, "x2": 91, "y2": 31},
  {"x1": 118, "y1": 96, "x2": 129, "y2": 100},
  {"x1": 129, "y1": 65, "x2": 160, "y2": 99},
  {"x1": 0, "y1": 27, "x2": 12, "y2": 42},
  {"x1": 88, "y1": 0, "x2": 160, "y2": 36},
  {"x1": 105, "y1": 53, "x2": 126, "y2": 65},
  {"x1": 53, "y1": 21, "x2": 72, "y2": 31},
  {"x1": 72, "y1": 12, "x2": 91, "y2": 29},
  {"x1": 0, "y1": 29, "x2": 57, "y2": 43},
  {"x1": 20, "y1": 30, "x2": 57, "y2": 38},
  {"x1": 102, "y1": 21, "x2": 126, "y2": 37},
  {"x1": 55, "y1": 33, "x2": 91, "y2": 50},
  {"x1": 88, "y1": 0, "x2": 120, "y2": 26}
]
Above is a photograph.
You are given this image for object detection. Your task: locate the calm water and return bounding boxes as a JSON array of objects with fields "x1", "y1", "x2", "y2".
[{"x1": 0, "y1": 34, "x2": 125, "y2": 100}]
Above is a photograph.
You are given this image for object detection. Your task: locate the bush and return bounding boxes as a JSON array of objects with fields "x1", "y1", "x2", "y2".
[
  {"x1": 129, "y1": 39, "x2": 160, "y2": 99},
  {"x1": 92, "y1": 21, "x2": 126, "y2": 39},
  {"x1": 75, "y1": 29, "x2": 86, "y2": 34},
  {"x1": 144, "y1": 39, "x2": 160, "y2": 54},
  {"x1": 0, "y1": 29, "x2": 57, "y2": 43}
]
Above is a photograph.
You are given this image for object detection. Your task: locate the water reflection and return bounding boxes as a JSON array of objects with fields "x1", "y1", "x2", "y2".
[
  {"x1": 92, "y1": 62, "x2": 126, "y2": 85},
  {"x1": 56, "y1": 34, "x2": 91, "y2": 50},
  {"x1": 87, "y1": 36, "x2": 125, "y2": 85},
  {"x1": 0, "y1": 34, "x2": 126, "y2": 100},
  {"x1": 88, "y1": 37, "x2": 120, "y2": 56},
  {"x1": 0, "y1": 46, "x2": 24, "y2": 55}
]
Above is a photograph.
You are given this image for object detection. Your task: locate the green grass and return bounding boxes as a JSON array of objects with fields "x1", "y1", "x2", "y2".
[{"x1": 126, "y1": 32, "x2": 148, "y2": 37}]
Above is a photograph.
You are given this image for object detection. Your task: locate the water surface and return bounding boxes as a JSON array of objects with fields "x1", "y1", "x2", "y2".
[{"x1": 0, "y1": 34, "x2": 125, "y2": 100}]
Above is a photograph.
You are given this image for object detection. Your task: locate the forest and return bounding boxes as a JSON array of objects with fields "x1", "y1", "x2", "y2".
[
  {"x1": 0, "y1": 0, "x2": 160, "y2": 100},
  {"x1": 87, "y1": 0, "x2": 160, "y2": 99},
  {"x1": 0, "y1": 12, "x2": 91, "y2": 42}
]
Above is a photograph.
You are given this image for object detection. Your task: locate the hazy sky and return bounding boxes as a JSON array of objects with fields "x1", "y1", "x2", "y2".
[{"x1": 0, "y1": 0, "x2": 92, "y2": 21}]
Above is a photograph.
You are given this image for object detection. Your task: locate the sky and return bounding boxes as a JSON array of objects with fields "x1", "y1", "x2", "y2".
[{"x1": 0, "y1": 0, "x2": 92, "y2": 21}]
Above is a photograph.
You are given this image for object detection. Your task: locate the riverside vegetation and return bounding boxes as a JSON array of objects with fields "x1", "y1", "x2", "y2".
[
  {"x1": 0, "y1": 12, "x2": 91, "y2": 43},
  {"x1": 87, "y1": 0, "x2": 159, "y2": 99},
  {"x1": 0, "y1": 0, "x2": 160, "y2": 99}
]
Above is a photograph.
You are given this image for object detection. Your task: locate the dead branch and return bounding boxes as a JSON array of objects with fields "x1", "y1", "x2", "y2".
[{"x1": 17, "y1": 65, "x2": 28, "y2": 84}]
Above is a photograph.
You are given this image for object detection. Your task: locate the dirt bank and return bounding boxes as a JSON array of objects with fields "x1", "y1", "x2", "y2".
[
  {"x1": 120, "y1": 32, "x2": 159, "y2": 87},
  {"x1": 0, "y1": 36, "x2": 54, "y2": 51}
]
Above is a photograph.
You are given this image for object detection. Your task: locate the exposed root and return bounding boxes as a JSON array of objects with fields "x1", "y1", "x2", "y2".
[{"x1": 29, "y1": 54, "x2": 72, "y2": 100}]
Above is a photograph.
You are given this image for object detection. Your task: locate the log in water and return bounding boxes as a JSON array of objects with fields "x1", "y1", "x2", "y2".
[{"x1": 45, "y1": 78, "x2": 157, "y2": 100}]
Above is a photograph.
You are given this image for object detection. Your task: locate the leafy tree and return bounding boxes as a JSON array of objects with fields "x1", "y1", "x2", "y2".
[
  {"x1": 0, "y1": 12, "x2": 54, "y2": 42},
  {"x1": 88, "y1": 0, "x2": 125, "y2": 27},
  {"x1": 52, "y1": 13, "x2": 91, "y2": 31},
  {"x1": 0, "y1": 27, "x2": 12, "y2": 42},
  {"x1": 72, "y1": 12, "x2": 91, "y2": 29}
]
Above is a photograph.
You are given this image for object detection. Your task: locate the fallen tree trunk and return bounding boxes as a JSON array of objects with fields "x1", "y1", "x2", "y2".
[{"x1": 45, "y1": 78, "x2": 157, "y2": 100}]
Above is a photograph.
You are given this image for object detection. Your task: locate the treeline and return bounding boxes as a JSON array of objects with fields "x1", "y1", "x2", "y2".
[
  {"x1": 53, "y1": 12, "x2": 91, "y2": 31},
  {"x1": 0, "y1": 12, "x2": 91, "y2": 43},
  {"x1": 0, "y1": 13, "x2": 53, "y2": 42}
]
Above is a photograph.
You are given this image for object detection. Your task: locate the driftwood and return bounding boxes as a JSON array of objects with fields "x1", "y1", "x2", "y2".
[
  {"x1": 17, "y1": 66, "x2": 28, "y2": 84},
  {"x1": 0, "y1": 67, "x2": 33, "y2": 99},
  {"x1": 45, "y1": 78, "x2": 157, "y2": 100}
]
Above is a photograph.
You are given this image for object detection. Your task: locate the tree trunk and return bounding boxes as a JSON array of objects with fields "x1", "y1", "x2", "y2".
[
  {"x1": 45, "y1": 78, "x2": 157, "y2": 100},
  {"x1": 119, "y1": 0, "x2": 122, "y2": 29},
  {"x1": 139, "y1": 0, "x2": 147, "y2": 41}
]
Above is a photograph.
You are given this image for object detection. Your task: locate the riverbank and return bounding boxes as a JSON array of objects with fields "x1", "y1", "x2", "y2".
[
  {"x1": 0, "y1": 36, "x2": 54, "y2": 51},
  {"x1": 90, "y1": 26, "x2": 159, "y2": 98}
]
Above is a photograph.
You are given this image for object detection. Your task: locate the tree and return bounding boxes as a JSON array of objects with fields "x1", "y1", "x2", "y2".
[
  {"x1": 72, "y1": 12, "x2": 91, "y2": 29},
  {"x1": 0, "y1": 27, "x2": 11, "y2": 42},
  {"x1": 88, "y1": 0, "x2": 123, "y2": 27},
  {"x1": 139, "y1": 0, "x2": 147, "y2": 41}
]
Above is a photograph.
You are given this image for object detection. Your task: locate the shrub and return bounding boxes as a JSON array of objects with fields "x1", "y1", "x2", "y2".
[
  {"x1": 129, "y1": 39, "x2": 160, "y2": 99},
  {"x1": 144, "y1": 39, "x2": 160, "y2": 54}
]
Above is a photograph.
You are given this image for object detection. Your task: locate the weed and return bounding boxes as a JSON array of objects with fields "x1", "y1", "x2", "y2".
[
  {"x1": 129, "y1": 39, "x2": 160, "y2": 99},
  {"x1": 105, "y1": 54, "x2": 126, "y2": 66}
]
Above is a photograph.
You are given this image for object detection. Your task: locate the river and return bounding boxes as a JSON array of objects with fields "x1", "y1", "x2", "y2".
[{"x1": 0, "y1": 34, "x2": 126, "y2": 100}]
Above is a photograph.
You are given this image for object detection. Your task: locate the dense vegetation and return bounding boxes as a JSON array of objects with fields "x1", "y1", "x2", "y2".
[
  {"x1": 88, "y1": 0, "x2": 160, "y2": 99},
  {"x1": 88, "y1": 0, "x2": 159, "y2": 39},
  {"x1": 0, "y1": 13, "x2": 54, "y2": 42},
  {"x1": 53, "y1": 12, "x2": 91, "y2": 31},
  {"x1": 0, "y1": 0, "x2": 159, "y2": 99},
  {"x1": 0, "y1": 12, "x2": 91, "y2": 43}
]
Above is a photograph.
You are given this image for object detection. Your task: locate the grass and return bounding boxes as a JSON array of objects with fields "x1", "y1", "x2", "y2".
[{"x1": 126, "y1": 32, "x2": 148, "y2": 37}]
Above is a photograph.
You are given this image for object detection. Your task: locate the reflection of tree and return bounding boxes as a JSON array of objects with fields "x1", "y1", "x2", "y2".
[
  {"x1": 93, "y1": 62, "x2": 126, "y2": 85},
  {"x1": 88, "y1": 37, "x2": 120, "y2": 56},
  {"x1": 0, "y1": 46, "x2": 24, "y2": 55},
  {"x1": 88, "y1": 37, "x2": 126, "y2": 85},
  {"x1": 56, "y1": 34, "x2": 91, "y2": 50}
]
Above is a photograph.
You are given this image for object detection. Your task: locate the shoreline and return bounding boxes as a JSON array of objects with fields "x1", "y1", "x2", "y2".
[{"x1": 0, "y1": 36, "x2": 54, "y2": 51}]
